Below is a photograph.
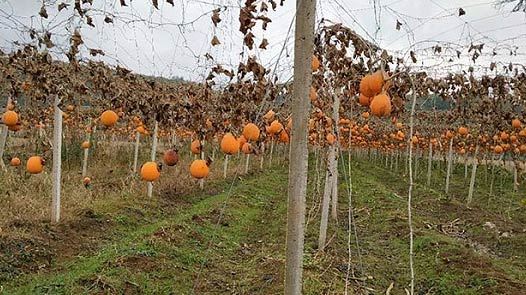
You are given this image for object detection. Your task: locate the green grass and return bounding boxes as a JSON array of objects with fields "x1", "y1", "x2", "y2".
[{"x1": 2, "y1": 151, "x2": 525, "y2": 294}]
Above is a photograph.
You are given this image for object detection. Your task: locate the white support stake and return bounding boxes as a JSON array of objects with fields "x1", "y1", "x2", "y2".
[
  {"x1": 0, "y1": 97, "x2": 12, "y2": 170},
  {"x1": 51, "y1": 95, "x2": 63, "y2": 223},
  {"x1": 133, "y1": 131, "x2": 140, "y2": 173},
  {"x1": 223, "y1": 154, "x2": 230, "y2": 178},
  {"x1": 147, "y1": 121, "x2": 158, "y2": 197}
]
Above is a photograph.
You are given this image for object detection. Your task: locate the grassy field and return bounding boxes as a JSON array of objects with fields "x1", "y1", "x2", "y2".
[{"x1": 1, "y1": 148, "x2": 525, "y2": 294}]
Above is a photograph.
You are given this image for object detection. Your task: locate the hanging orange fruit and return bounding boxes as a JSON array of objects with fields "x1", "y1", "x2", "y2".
[
  {"x1": 100, "y1": 110, "x2": 118, "y2": 127},
  {"x1": 269, "y1": 120, "x2": 284, "y2": 135},
  {"x1": 358, "y1": 94, "x2": 371, "y2": 106},
  {"x1": 2, "y1": 110, "x2": 19, "y2": 126},
  {"x1": 27, "y1": 156, "x2": 44, "y2": 174},
  {"x1": 263, "y1": 110, "x2": 275, "y2": 121},
  {"x1": 190, "y1": 159, "x2": 210, "y2": 179},
  {"x1": 191, "y1": 140, "x2": 201, "y2": 154},
  {"x1": 242, "y1": 142, "x2": 253, "y2": 154},
  {"x1": 221, "y1": 133, "x2": 240, "y2": 155},
  {"x1": 140, "y1": 162, "x2": 161, "y2": 181},
  {"x1": 238, "y1": 135, "x2": 247, "y2": 148},
  {"x1": 326, "y1": 133, "x2": 336, "y2": 145},
  {"x1": 10, "y1": 157, "x2": 21, "y2": 167},
  {"x1": 369, "y1": 93, "x2": 392, "y2": 117},
  {"x1": 310, "y1": 87, "x2": 317, "y2": 102},
  {"x1": 82, "y1": 177, "x2": 91, "y2": 186},
  {"x1": 279, "y1": 131, "x2": 290, "y2": 143},
  {"x1": 312, "y1": 55, "x2": 320, "y2": 71},
  {"x1": 242, "y1": 123, "x2": 260, "y2": 141}
]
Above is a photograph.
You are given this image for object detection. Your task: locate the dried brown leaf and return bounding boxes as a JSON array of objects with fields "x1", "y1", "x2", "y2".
[
  {"x1": 39, "y1": 5, "x2": 48, "y2": 18},
  {"x1": 259, "y1": 38, "x2": 269, "y2": 49},
  {"x1": 58, "y1": 3, "x2": 69, "y2": 11},
  {"x1": 212, "y1": 9, "x2": 221, "y2": 26},
  {"x1": 211, "y1": 35, "x2": 221, "y2": 46}
]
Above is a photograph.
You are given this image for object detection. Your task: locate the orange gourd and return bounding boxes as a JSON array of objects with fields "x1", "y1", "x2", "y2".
[
  {"x1": 279, "y1": 131, "x2": 290, "y2": 143},
  {"x1": 369, "y1": 93, "x2": 392, "y2": 117},
  {"x1": 81, "y1": 141, "x2": 90, "y2": 149},
  {"x1": 312, "y1": 55, "x2": 320, "y2": 71},
  {"x1": 7, "y1": 103, "x2": 15, "y2": 111},
  {"x1": 136, "y1": 126, "x2": 147, "y2": 135},
  {"x1": 221, "y1": 133, "x2": 240, "y2": 155},
  {"x1": 10, "y1": 157, "x2": 21, "y2": 167},
  {"x1": 190, "y1": 159, "x2": 209, "y2": 179},
  {"x1": 2, "y1": 110, "x2": 18, "y2": 126},
  {"x1": 242, "y1": 123, "x2": 260, "y2": 141},
  {"x1": 238, "y1": 135, "x2": 247, "y2": 148},
  {"x1": 458, "y1": 126, "x2": 468, "y2": 136},
  {"x1": 141, "y1": 162, "x2": 161, "y2": 181},
  {"x1": 326, "y1": 133, "x2": 336, "y2": 145},
  {"x1": 512, "y1": 119, "x2": 521, "y2": 129},
  {"x1": 82, "y1": 177, "x2": 91, "y2": 186},
  {"x1": 359, "y1": 71, "x2": 384, "y2": 97},
  {"x1": 264, "y1": 110, "x2": 275, "y2": 121},
  {"x1": 27, "y1": 156, "x2": 44, "y2": 174},
  {"x1": 311, "y1": 87, "x2": 317, "y2": 102},
  {"x1": 205, "y1": 118, "x2": 213, "y2": 129},
  {"x1": 191, "y1": 140, "x2": 201, "y2": 154},
  {"x1": 100, "y1": 110, "x2": 118, "y2": 127},
  {"x1": 242, "y1": 142, "x2": 253, "y2": 154},
  {"x1": 369, "y1": 71, "x2": 384, "y2": 94},
  {"x1": 494, "y1": 145, "x2": 503, "y2": 154},
  {"x1": 269, "y1": 120, "x2": 283, "y2": 135},
  {"x1": 358, "y1": 94, "x2": 371, "y2": 106},
  {"x1": 362, "y1": 112, "x2": 370, "y2": 119}
]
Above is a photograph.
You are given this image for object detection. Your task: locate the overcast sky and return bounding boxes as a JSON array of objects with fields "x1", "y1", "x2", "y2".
[{"x1": 0, "y1": 0, "x2": 525, "y2": 82}]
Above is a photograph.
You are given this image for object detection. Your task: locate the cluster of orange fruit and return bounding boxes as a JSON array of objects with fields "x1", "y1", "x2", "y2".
[{"x1": 359, "y1": 71, "x2": 392, "y2": 117}]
